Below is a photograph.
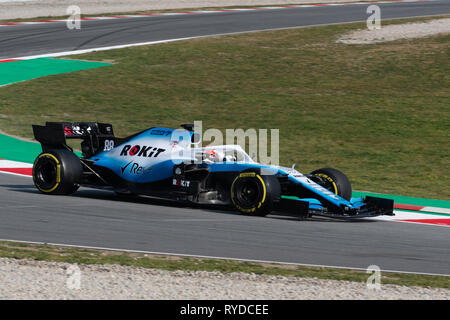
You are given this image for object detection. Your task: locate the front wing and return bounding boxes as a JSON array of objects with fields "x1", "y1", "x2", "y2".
[{"x1": 278, "y1": 195, "x2": 394, "y2": 219}]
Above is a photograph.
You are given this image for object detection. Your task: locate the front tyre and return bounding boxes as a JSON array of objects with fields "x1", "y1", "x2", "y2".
[
  {"x1": 230, "y1": 172, "x2": 279, "y2": 217},
  {"x1": 310, "y1": 168, "x2": 352, "y2": 201},
  {"x1": 33, "y1": 149, "x2": 82, "y2": 195}
]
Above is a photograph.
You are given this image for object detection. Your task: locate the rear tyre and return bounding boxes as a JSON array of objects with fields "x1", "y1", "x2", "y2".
[
  {"x1": 310, "y1": 168, "x2": 352, "y2": 201},
  {"x1": 230, "y1": 171, "x2": 280, "y2": 217},
  {"x1": 33, "y1": 149, "x2": 82, "y2": 195}
]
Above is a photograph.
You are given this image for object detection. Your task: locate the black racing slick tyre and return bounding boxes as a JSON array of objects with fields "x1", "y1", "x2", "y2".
[
  {"x1": 33, "y1": 149, "x2": 82, "y2": 195},
  {"x1": 310, "y1": 168, "x2": 352, "y2": 201},
  {"x1": 230, "y1": 172, "x2": 280, "y2": 217}
]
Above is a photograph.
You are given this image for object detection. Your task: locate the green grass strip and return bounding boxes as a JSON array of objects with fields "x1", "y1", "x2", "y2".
[
  {"x1": 0, "y1": 58, "x2": 109, "y2": 162},
  {"x1": 353, "y1": 191, "x2": 450, "y2": 209},
  {"x1": 0, "y1": 240, "x2": 448, "y2": 289},
  {"x1": 0, "y1": 58, "x2": 111, "y2": 86},
  {"x1": 0, "y1": 133, "x2": 44, "y2": 163},
  {"x1": 0, "y1": 133, "x2": 81, "y2": 163}
]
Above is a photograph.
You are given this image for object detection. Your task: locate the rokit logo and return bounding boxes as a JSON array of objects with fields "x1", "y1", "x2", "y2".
[
  {"x1": 120, "y1": 145, "x2": 166, "y2": 157},
  {"x1": 173, "y1": 179, "x2": 190, "y2": 187}
]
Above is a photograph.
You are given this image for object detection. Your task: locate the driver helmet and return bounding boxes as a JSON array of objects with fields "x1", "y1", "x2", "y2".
[{"x1": 203, "y1": 149, "x2": 222, "y2": 162}]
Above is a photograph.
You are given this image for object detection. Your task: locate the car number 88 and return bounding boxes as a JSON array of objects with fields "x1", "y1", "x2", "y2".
[{"x1": 104, "y1": 139, "x2": 115, "y2": 151}]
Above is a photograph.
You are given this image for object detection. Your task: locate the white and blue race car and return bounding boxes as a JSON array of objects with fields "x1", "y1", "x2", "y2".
[{"x1": 31, "y1": 122, "x2": 394, "y2": 219}]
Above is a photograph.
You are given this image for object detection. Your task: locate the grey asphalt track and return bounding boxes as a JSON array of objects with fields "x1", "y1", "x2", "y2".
[
  {"x1": 0, "y1": 173, "x2": 449, "y2": 275},
  {"x1": 0, "y1": 0, "x2": 450, "y2": 59},
  {"x1": 0, "y1": 1, "x2": 449, "y2": 275}
]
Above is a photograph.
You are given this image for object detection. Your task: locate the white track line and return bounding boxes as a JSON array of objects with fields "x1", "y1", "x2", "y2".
[
  {"x1": 372, "y1": 211, "x2": 450, "y2": 227},
  {"x1": 376, "y1": 210, "x2": 449, "y2": 221},
  {"x1": 11, "y1": 37, "x2": 199, "y2": 60},
  {"x1": 0, "y1": 237, "x2": 447, "y2": 276},
  {"x1": 0, "y1": 159, "x2": 32, "y2": 168},
  {"x1": 422, "y1": 207, "x2": 450, "y2": 214}
]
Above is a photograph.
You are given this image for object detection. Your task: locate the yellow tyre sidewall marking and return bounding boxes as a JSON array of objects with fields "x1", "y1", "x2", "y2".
[
  {"x1": 231, "y1": 172, "x2": 267, "y2": 213},
  {"x1": 316, "y1": 173, "x2": 338, "y2": 195},
  {"x1": 34, "y1": 153, "x2": 61, "y2": 193}
]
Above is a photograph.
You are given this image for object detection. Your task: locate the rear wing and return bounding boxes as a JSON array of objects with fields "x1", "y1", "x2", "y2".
[{"x1": 32, "y1": 122, "x2": 116, "y2": 157}]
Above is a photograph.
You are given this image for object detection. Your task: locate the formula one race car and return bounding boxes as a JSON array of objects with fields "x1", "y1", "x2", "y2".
[{"x1": 31, "y1": 122, "x2": 394, "y2": 219}]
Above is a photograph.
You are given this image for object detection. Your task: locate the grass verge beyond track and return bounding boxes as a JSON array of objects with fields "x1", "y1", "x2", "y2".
[
  {"x1": 0, "y1": 240, "x2": 448, "y2": 288},
  {"x1": 0, "y1": 16, "x2": 449, "y2": 199}
]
